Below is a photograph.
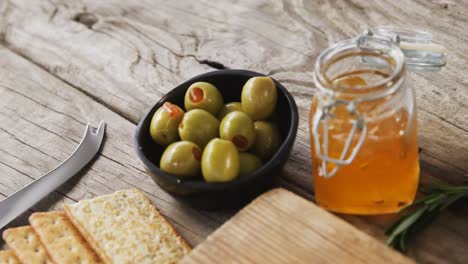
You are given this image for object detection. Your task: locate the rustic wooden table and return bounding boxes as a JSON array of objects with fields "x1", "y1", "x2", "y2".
[{"x1": 0, "y1": 0, "x2": 467, "y2": 263}]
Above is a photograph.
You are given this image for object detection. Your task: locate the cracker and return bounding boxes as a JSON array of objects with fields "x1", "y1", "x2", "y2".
[
  {"x1": 0, "y1": 249, "x2": 21, "y2": 264},
  {"x1": 64, "y1": 189, "x2": 191, "y2": 264},
  {"x1": 29, "y1": 211, "x2": 101, "y2": 264},
  {"x1": 2, "y1": 226, "x2": 53, "y2": 264}
]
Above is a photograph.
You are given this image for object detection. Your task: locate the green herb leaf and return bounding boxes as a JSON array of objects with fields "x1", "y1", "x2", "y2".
[
  {"x1": 399, "y1": 231, "x2": 407, "y2": 251},
  {"x1": 439, "y1": 192, "x2": 468, "y2": 211},
  {"x1": 385, "y1": 208, "x2": 426, "y2": 244},
  {"x1": 385, "y1": 182, "x2": 468, "y2": 252}
]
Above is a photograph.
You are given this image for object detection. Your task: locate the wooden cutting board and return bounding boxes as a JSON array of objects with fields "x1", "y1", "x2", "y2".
[{"x1": 181, "y1": 188, "x2": 413, "y2": 264}]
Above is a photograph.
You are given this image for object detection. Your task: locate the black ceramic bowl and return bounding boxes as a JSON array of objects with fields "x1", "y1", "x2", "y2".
[{"x1": 134, "y1": 69, "x2": 298, "y2": 209}]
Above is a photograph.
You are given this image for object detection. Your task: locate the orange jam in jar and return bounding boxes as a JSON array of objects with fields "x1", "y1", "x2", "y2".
[{"x1": 308, "y1": 27, "x2": 446, "y2": 214}]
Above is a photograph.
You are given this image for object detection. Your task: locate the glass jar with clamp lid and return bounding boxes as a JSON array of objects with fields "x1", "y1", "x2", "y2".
[{"x1": 310, "y1": 27, "x2": 446, "y2": 214}]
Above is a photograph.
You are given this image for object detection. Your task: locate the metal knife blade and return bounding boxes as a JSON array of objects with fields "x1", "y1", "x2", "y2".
[{"x1": 0, "y1": 121, "x2": 105, "y2": 229}]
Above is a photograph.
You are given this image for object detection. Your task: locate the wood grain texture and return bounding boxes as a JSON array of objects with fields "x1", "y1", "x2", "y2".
[
  {"x1": 182, "y1": 188, "x2": 414, "y2": 264},
  {"x1": 0, "y1": 46, "x2": 230, "y2": 246},
  {"x1": 0, "y1": 0, "x2": 467, "y2": 263},
  {"x1": 1, "y1": 0, "x2": 467, "y2": 188}
]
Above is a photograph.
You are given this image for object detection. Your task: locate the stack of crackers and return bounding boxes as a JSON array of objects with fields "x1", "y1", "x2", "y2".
[{"x1": 0, "y1": 189, "x2": 191, "y2": 264}]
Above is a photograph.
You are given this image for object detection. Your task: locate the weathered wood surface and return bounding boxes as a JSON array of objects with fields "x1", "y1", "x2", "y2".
[
  {"x1": 0, "y1": 0, "x2": 467, "y2": 263},
  {"x1": 0, "y1": 47, "x2": 231, "y2": 245},
  {"x1": 183, "y1": 188, "x2": 414, "y2": 264}
]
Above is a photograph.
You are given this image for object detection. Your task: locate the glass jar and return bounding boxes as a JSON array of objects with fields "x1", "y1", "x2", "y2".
[{"x1": 309, "y1": 27, "x2": 445, "y2": 214}]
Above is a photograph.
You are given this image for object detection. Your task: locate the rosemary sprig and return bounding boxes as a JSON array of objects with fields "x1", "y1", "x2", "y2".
[{"x1": 385, "y1": 175, "x2": 468, "y2": 251}]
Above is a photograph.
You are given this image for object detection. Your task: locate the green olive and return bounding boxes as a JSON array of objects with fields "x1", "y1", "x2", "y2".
[
  {"x1": 241, "y1": 76, "x2": 277, "y2": 120},
  {"x1": 216, "y1": 102, "x2": 243, "y2": 120},
  {"x1": 219, "y1": 111, "x2": 255, "y2": 151},
  {"x1": 202, "y1": 138, "x2": 239, "y2": 182},
  {"x1": 178, "y1": 109, "x2": 219, "y2": 148},
  {"x1": 149, "y1": 102, "x2": 185, "y2": 146},
  {"x1": 239, "y1": 153, "x2": 263, "y2": 177},
  {"x1": 251, "y1": 121, "x2": 280, "y2": 161},
  {"x1": 184, "y1": 82, "x2": 224, "y2": 115},
  {"x1": 160, "y1": 141, "x2": 202, "y2": 177}
]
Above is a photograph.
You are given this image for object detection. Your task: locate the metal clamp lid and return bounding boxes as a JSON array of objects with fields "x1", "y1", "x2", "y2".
[{"x1": 371, "y1": 26, "x2": 446, "y2": 71}]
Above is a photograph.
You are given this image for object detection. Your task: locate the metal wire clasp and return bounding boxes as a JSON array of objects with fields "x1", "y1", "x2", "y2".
[{"x1": 312, "y1": 99, "x2": 367, "y2": 178}]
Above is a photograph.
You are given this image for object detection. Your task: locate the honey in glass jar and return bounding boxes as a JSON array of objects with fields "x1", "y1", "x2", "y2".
[{"x1": 310, "y1": 27, "x2": 445, "y2": 214}]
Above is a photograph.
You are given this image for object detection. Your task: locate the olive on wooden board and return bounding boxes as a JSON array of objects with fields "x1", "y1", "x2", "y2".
[
  {"x1": 202, "y1": 138, "x2": 240, "y2": 182},
  {"x1": 184, "y1": 82, "x2": 224, "y2": 115},
  {"x1": 217, "y1": 102, "x2": 243, "y2": 121},
  {"x1": 149, "y1": 102, "x2": 184, "y2": 146},
  {"x1": 219, "y1": 111, "x2": 255, "y2": 151},
  {"x1": 241, "y1": 76, "x2": 277, "y2": 120},
  {"x1": 178, "y1": 109, "x2": 219, "y2": 148},
  {"x1": 239, "y1": 152, "x2": 263, "y2": 177},
  {"x1": 160, "y1": 141, "x2": 202, "y2": 177},
  {"x1": 251, "y1": 121, "x2": 280, "y2": 161}
]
